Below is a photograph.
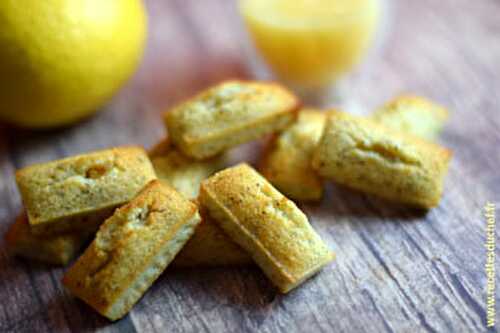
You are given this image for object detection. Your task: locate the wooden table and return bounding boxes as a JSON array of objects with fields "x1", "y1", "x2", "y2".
[{"x1": 1, "y1": 0, "x2": 499, "y2": 332}]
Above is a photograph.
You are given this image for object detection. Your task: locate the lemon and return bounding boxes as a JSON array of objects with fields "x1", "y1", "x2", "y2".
[{"x1": 0, "y1": 0, "x2": 147, "y2": 128}]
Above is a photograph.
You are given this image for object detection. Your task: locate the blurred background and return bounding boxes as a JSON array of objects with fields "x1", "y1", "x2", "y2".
[
  {"x1": 0, "y1": 1, "x2": 499, "y2": 332},
  {"x1": 0, "y1": 0, "x2": 498, "y2": 160}
]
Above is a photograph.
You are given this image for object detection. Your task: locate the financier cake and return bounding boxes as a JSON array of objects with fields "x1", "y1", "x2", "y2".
[
  {"x1": 200, "y1": 164, "x2": 334, "y2": 293},
  {"x1": 172, "y1": 205, "x2": 252, "y2": 267},
  {"x1": 149, "y1": 138, "x2": 226, "y2": 199},
  {"x1": 62, "y1": 180, "x2": 201, "y2": 321},
  {"x1": 5, "y1": 213, "x2": 92, "y2": 265},
  {"x1": 259, "y1": 96, "x2": 448, "y2": 203},
  {"x1": 16, "y1": 146, "x2": 157, "y2": 235},
  {"x1": 312, "y1": 112, "x2": 451, "y2": 208},
  {"x1": 164, "y1": 80, "x2": 300, "y2": 159},
  {"x1": 371, "y1": 95, "x2": 448, "y2": 140},
  {"x1": 260, "y1": 109, "x2": 327, "y2": 201}
]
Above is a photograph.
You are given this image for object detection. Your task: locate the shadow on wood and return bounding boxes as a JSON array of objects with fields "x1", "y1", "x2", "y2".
[{"x1": 303, "y1": 183, "x2": 429, "y2": 223}]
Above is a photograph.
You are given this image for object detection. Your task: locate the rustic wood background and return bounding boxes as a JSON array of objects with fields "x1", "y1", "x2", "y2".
[{"x1": 0, "y1": 0, "x2": 499, "y2": 332}]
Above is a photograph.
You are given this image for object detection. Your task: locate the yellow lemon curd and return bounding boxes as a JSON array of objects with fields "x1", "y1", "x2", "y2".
[{"x1": 240, "y1": 0, "x2": 381, "y2": 90}]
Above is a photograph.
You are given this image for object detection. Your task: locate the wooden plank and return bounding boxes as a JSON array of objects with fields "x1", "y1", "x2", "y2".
[{"x1": 0, "y1": 0, "x2": 499, "y2": 332}]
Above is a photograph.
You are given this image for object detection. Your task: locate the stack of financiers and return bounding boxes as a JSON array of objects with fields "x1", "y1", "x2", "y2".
[
  {"x1": 6, "y1": 80, "x2": 336, "y2": 321},
  {"x1": 5, "y1": 80, "x2": 452, "y2": 321},
  {"x1": 260, "y1": 95, "x2": 451, "y2": 205}
]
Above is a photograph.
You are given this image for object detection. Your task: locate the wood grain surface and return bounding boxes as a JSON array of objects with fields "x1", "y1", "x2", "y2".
[{"x1": 1, "y1": 0, "x2": 499, "y2": 332}]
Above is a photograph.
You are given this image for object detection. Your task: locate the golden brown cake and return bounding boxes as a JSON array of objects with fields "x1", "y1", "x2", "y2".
[
  {"x1": 172, "y1": 206, "x2": 252, "y2": 267},
  {"x1": 150, "y1": 138, "x2": 249, "y2": 267},
  {"x1": 259, "y1": 109, "x2": 326, "y2": 201},
  {"x1": 200, "y1": 164, "x2": 334, "y2": 293},
  {"x1": 371, "y1": 95, "x2": 448, "y2": 140},
  {"x1": 150, "y1": 138, "x2": 226, "y2": 199},
  {"x1": 312, "y1": 112, "x2": 452, "y2": 208},
  {"x1": 258, "y1": 97, "x2": 449, "y2": 202},
  {"x1": 148, "y1": 137, "x2": 172, "y2": 158},
  {"x1": 164, "y1": 80, "x2": 300, "y2": 160},
  {"x1": 62, "y1": 180, "x2": 201, "y2": 321},
  {"x1": 16, "y1": 146, "x2": 157, "y2": 235},
  {"x1": 5, "y1": 213, "x2": 92, "y2": 265}
]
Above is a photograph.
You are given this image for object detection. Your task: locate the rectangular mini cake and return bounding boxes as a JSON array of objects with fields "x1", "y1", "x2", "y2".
[
  {"x1": 149, "y1": 138, "x2": 226, "y2": 199},
  {"x1": 371, "y1": 95, "x2": 448, "y2": 140},
  {"x1": 164, "y1": 80, "x2": 299, "y2": 159},
  {"x1": 62, "y1": 180, "x2": 201, "y2": 321},
  {"x1": 200, "y1": 164, "x2": 334, "y2": 293},
  {"x1": 172, "y1": 205, "x2": 252, "y2": 267},
  {"x1": 259, "y1": 100, "x2": 448, "y2": 203},
  {"x1": 259, "y1": 109, "x2": 327, "y2": 201},
  {"x1": 5, "y1": 213, "x2": 92, "y2": 265},
  {"x1": 312, "y1": 112, "x2": 452, "y2": 208},
  {"x1": 148, "y1": 137, "x2": 172, "y2": 158},
  {"x1": 149, "y1": 140, "x2": 248, "y2": 266},
  {"x1": 16, "y1": 146, "x2": 157, "y2": 235}
]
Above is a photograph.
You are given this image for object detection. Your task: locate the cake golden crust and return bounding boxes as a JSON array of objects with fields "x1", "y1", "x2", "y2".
[
  {"x1": 5, "y1": 213, "x2": 91, "y2": 265},
  {"x1": 312, "y1": 112, "x2": 452, "y2": 208},
  {"x1": 16, "y1": 146, "x2": 157, "y2": 235},
  {"x1": 164, "y1": 80, "x2": 300, "y2": 159},
  {"x1": 259, "y1": 97, "x2": 449, "y2": 203},
  {"x1": 148, "y1": 138, "x2": 172, "y2": 158},
  {"x1": 200, "y1": 164, "x2": 334, "y2": 293},
  {"x1": 259, "y1": 109, "x2": 326, "y2": 201},
  {"x1": 62, "y1": 180, "x2": 201, "y2": 321},
  {"x1": 371, "y1": 95, "x2": 448, "y2": 140},
  {"x1": 172, "y1": 206, "x2": 252, "y2": 267},
  {"x1": 150, "y1": 138, "x2": 226, "y2": 199}
]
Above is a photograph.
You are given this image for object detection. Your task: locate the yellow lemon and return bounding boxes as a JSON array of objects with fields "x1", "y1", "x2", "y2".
[{"x1": 0, "y1": 0, "x2": 147, "y2": 128}]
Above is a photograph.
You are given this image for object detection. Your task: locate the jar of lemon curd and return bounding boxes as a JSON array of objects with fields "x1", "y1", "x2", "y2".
[{"x1": 240, "y1": 0, "x2": 383, "y2": 101}]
